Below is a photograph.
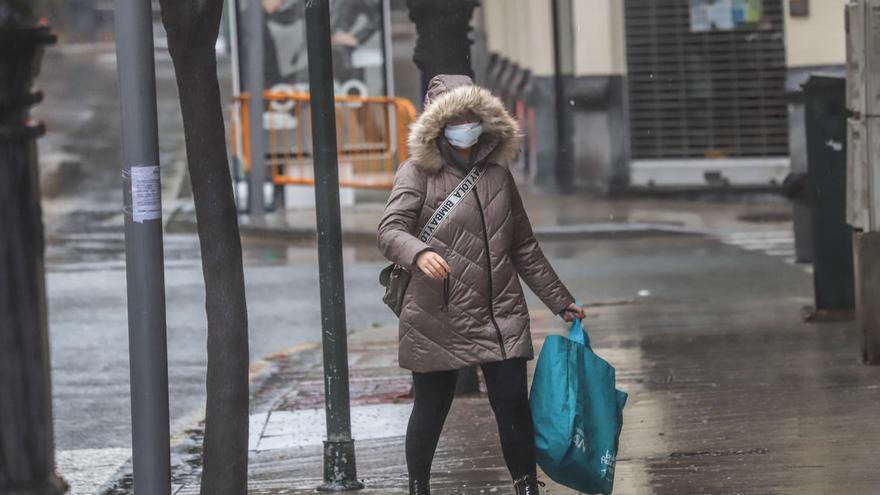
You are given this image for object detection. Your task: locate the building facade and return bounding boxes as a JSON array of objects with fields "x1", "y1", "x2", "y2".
[{"x1": 473, "y1": 0, "x2": 848, "y2": 193}]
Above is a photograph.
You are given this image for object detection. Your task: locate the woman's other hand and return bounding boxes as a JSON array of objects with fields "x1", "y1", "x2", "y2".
[
  {"x1": 415, "y1": 251, "x2": 451, "y2": 280},
  {"x1": 560, "y1": 302, "x2": 586, "y2": 322}
]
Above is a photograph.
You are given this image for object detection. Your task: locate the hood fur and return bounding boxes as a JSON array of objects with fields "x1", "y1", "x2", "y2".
[{"x1": 407, "y1": 80, "x2": 522, "y2": 174}]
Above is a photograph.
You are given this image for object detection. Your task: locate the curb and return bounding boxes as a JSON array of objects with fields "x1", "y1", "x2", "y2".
[
  {"x1": 166, "y1": 209, "x2": 709, "y2": 243},
  {"x1": 532, "y1": 222, "x2": 709, "y2": 239}
]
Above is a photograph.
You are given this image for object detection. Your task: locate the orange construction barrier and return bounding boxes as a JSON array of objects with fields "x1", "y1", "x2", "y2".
[{"x1": 230, "y1": 91, "x2": 417, "y2": 190}]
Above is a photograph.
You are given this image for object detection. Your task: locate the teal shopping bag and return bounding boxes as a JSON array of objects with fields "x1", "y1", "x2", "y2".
[{"x1": 529, "y1": 310, "x2": 627, "y2": 494}]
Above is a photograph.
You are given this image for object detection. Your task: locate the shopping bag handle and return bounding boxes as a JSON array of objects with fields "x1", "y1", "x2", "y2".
[{"x1": 567, "y1": 299, "x2": 591, "y2": 348}]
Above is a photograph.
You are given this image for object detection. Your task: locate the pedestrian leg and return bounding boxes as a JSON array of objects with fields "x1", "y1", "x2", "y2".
[
  {"x1": 405, "y1": 369, "x2": 458, "y2": 485},
  {"x1": 481, "y1": 358, "x2": 537, "y2": 480}
]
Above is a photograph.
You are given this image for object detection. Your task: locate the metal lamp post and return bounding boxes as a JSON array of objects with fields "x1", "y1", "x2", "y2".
[
  {"x1": 304, "y1": 0, "x2": 364, "y2": 491},
  {"x1": 113, "y1": 0, "x2": 172, "y2": 491}
]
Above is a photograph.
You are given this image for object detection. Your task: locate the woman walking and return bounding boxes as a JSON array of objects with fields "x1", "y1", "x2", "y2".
[{"x1": 378, "y1": 74, "x2": 585, "y2": 494}]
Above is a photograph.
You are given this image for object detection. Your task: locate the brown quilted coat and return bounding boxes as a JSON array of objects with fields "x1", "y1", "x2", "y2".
[{"x1": 377, "y1": 75, "x2": 575, "y2": 372}]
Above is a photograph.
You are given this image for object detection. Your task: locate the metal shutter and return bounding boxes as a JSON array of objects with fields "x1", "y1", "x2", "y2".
[{"x1": 624, "y1": 0, "x2": 788, "y2": 160}]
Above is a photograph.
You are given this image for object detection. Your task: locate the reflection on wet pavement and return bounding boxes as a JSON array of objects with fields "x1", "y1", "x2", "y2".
[
  {"x1": 107, "y1": 233, "x2": 880, "y2": 494},
  {"x1": 45, "y1": 226, "x2": 389, "y2": 271}
]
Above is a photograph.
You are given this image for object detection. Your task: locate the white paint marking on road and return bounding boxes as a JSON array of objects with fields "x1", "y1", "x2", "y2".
[
  {"x1": 722, "y1": 230, "x2": 794, "y2": 239},
  {"x1": 720, "y1": 237, "x2": 795, "y2": 246},
  {"x1": 722, "y1": 235, "x2": 793, "y2": 243},
  {"x1": 249, "y1": 413, "x2": 269, "y2": 451},
  {"x1": 721, "y1": 238, "x2": 793, "y2": 247},
  {"x1": 715, "y1": 229, "x2": 804, "y2": 265},
  {"x1": 766, "y1": 249, "x2": 796, "y2": 257},
  {"x1": 251, "y1": 403, "x2": 412, "y2": 452},
  {"x1": 56, "y1": 448, "x2": 131, "y2": 495},
  {"x1": 732, "y1": 242, "x2": 792, "y2": 251}
]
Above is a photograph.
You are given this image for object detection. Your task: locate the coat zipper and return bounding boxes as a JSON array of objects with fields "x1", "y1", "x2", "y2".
[{"x1": 472, "y1": 187, "x2": 507, "y2": 360}]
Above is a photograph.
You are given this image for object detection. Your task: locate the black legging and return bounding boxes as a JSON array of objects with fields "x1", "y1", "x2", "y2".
[{"x1": 405, "y1": 358, "x2": 537, "y2": 482}]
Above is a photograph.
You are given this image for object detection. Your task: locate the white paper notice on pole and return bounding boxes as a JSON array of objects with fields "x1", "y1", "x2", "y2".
[{"x1": 130, "y1": 165, "x2": 161, "y2": 223}]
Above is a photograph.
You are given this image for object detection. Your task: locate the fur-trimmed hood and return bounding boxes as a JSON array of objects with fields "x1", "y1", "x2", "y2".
[{"x1": 407, "y1": 75, "x2": 522, "y2": 174}]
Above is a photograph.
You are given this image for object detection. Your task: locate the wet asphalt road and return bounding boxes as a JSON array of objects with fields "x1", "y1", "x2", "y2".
[
  {"x1": 46, "y1": 227, "x2": 739, "y2": 452},
  {"x1": 140, "y1": 231, "x2": 880, "y2": 494},
  {"x1": 49, "y1": 227, "x2": 708, "y2": 447},
  {"x1": 47, "y1": 233, "x2": 399, "y2": 451}
]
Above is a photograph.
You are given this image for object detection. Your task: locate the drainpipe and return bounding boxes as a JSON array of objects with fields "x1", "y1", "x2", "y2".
[
  {"x1": 245, "y1": 0, "x2": 266, "y2": 215},
  {"x1": 551, "y1": 0, "x2": 575, "y2": 193}
]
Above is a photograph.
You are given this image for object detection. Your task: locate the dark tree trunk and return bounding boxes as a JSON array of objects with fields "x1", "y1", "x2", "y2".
[
  {"x1": 0, "y1": 17, "x2": 67, "y2": 495},
  {"x1": 157, "y1": 2, "x2": 250, "y2": 493}
]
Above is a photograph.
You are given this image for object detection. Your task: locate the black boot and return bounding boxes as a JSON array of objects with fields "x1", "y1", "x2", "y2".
[
  {"x1": 409, "y1": 478, "x2": 430, "y2": 495},
  {"x1": 513, "y1": 474, "x2": 545, "y2": 495}
]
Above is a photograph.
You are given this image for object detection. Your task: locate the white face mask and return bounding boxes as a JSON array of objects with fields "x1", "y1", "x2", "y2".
[{"x1": 444, "y1": 121, "x2": 483, "y2": 149}]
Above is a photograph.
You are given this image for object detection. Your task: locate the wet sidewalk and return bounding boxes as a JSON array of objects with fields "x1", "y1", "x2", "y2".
[{"x1": 104, "y1": 219, "x2": 880, "y2": 494}]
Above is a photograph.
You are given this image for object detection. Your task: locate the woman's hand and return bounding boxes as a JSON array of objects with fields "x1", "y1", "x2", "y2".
[
  {"x1": 560, "y1": 302, "x2": 586, "y2": 322},
  {"x1": 415, "y1": 251, "x2": 451, "y2": 280}
]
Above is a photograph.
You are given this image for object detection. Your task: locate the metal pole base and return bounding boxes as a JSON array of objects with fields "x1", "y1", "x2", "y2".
[
  {"x1": 317, "y1": 440, "x2": 365, "y2": 491},
  {"x1": 801, "y1": 306, "x2": 855, "y2": 322}
]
